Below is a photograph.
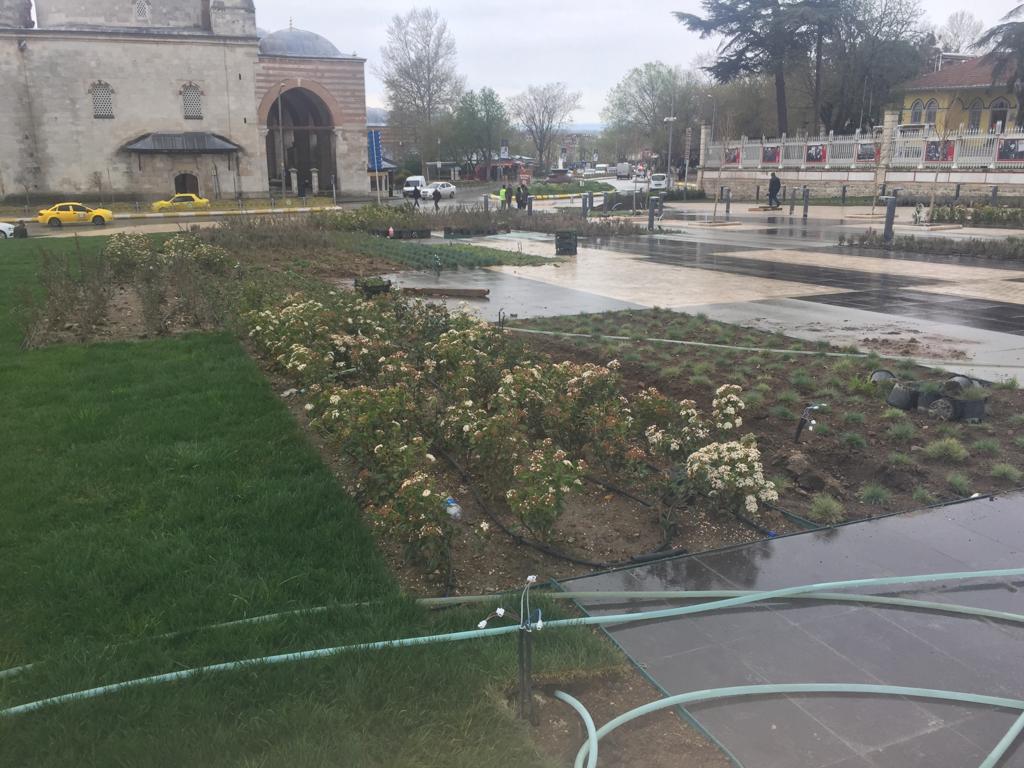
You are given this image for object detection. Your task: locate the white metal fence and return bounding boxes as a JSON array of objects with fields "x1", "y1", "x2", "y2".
[{"x1": 704, "y1": 127, "x2": 1024, "y2": 171}]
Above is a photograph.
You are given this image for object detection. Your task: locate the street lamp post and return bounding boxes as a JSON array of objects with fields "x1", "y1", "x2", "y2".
[
  {"x1": 664, "y1": 115, "x2": 677, "y2": 188},
  {"x1": 705, "y1": 93, "x2": 718, "y2": 144}
]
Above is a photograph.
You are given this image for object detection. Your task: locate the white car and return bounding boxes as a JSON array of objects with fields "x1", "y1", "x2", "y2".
[
  {"x1": 423, "y1": 181, "x2": 457, "y2": 199},
  {"x1": 649, "y1": 173, "x2": 669, "y2": 191},
  {"x1": 0, "y1": 222, "x2": 14, "y2": 239}
]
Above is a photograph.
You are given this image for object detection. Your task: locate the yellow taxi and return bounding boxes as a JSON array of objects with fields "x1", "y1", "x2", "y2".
[
  {"x1": 151, "y1": 193, "x2": 210, "y2": 212},
  {"x1": 36, "y1": 202, "x2": 113, "y2": 227}
]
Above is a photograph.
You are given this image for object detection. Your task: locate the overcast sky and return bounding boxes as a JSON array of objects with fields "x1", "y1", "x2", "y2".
[{"x1": 258, "y1": 1, "x2": 1015, "y2": 123}]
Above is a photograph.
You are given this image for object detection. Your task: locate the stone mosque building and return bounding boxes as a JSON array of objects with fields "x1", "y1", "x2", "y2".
[{"x1": 0, "y1": 0, "x2": 369, "y2": 201}]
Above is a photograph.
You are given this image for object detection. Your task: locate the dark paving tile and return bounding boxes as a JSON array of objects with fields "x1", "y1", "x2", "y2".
[
  {"x1": 953, "y1": 710, "x2": 1024, "y2": 757},
  {"x1": 862, "y1": 722, "x2": 998, "y2": 767},
  {"x1": 799, "y1": 288, "x2": 1024, "y2": 335},
  {"x1": 688, "y1": 694, "x2": 858, "y2": 768}
]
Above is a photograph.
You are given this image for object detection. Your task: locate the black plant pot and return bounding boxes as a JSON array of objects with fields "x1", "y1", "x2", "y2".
[{"x1": 886, "y1": 383, "x2": 919, "y2": 410}]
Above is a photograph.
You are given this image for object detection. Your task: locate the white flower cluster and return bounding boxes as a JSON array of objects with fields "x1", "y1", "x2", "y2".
[
  {"x1": 685, "y1": 438, "x2": 778, "y2": 520},
  {"x1": 712, "y1": 384, "x2": 745, "y2": 432}
]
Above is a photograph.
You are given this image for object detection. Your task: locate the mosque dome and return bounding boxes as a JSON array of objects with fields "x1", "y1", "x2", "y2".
[{"x1": 258, "y1": 27, "x2": 345, "y2": 58}]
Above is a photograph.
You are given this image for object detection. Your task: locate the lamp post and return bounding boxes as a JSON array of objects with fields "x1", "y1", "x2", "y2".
[
  {"x1": 276, "y1": 81, "x2": 287, "y2": 196},
  {"x1": 705, "y1": 93, "x2": 718, "y2": 144},
  {"x1": 664, "y1": 115, "x2": 677, "y2": 188}
]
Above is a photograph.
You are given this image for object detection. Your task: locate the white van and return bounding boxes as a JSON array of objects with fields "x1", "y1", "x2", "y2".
[
  {"x1": 402, "y1": 175, "x2": 426, "y2": 198},
  {"x1": 615, "y1": 162, "x2": 631, "y2": 180},
  {"x1": 650, "y1": 173, "x2": 668, "y2": 191}
]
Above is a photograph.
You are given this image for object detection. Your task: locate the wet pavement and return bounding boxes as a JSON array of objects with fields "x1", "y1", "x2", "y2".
[
  {"x1": 390, "y1": 226, "x2": 1024, "y2": 381},
  {"x1": 565, "y1": 494, "x2": 1024, "y2": 768}
]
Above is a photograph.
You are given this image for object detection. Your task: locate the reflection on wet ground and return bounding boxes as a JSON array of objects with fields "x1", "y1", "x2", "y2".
[{"x1": 567, "y1": 494, "x2": 1024, "y2": 768}]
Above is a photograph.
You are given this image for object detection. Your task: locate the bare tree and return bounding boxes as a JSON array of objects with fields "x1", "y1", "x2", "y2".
[
  {"x1": 939, "y1": 11, "x2": 984, "y2": 53},
  {"x1": 509, "y1": 83, "x2": 582, "y2": 170},
  {"x1": 377, "y1": 7, "x2": 464, "y2": 142}
]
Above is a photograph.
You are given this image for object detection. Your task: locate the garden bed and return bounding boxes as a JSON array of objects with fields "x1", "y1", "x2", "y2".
[{"x1": 510, "y1": 309, "x2": 1024, "y2": 524}]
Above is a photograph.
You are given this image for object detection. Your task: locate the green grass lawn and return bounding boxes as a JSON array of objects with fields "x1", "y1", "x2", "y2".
[{"x1": 0, "y1": 235, "x2": 616, "y2": 766}]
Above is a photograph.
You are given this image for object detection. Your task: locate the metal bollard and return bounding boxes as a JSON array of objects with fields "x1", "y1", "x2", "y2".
[
  {"x1": 781, "y1": 185, "x2": 787, "y2": 202},
  {"x1": 789, "y1": 187, "x2": 796, "y2": 216},
  {"x1": 841, "y1": 185, "x2": 847, "y2": 206},
  {"x1": 725, "y1": 187, "x2": 732, "y2": 217},
  {"x1": 582, "y1": 194, "x2": 589, "y2": 216},
  {"x1": 883, "y1": 196, "x2": 897, "y2": 244},
  {"x1": 527, "y1": 196, "x2": 533, "y2": 215},
  {"x1": 991, "y1": 186, "x2": 999, "y2": 206},
  {"x1": 483, "y1": 194, "x2": 490, "y2": 212},
  {"x1": 954, "y1": 183, "x2": 961, "y2": 201},
  {"x1": 879, "y1": 183, "x2": 886, "y2": 198},
  {"x1": 648, "y1": 203, "x2": 656, "y2": 231},
  {"x1": 802, "y1": 186, "x2": 810, "y2": 220},
  {"x1": 587, "y1": 191, "x2": 594, "y2": 211},
  {"x1": 719, "y1": 185, "x2": 726, "y2": 200},
  {"x1": 756, "y1": 185, "x2": 761, "y2": 202}
]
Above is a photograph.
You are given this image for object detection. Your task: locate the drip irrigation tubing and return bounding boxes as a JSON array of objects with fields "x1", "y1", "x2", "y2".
[
  {"x1": 3, "y1": 567, "x2": 1022, "y2": 718},
  {"x1": 554, "y1": 690, "x2": 598, "y2": 768},
  {"x1": 7, "y1": 583, "x2": 1024, "y2": 684},
  {"x1": 436, "y1": 447, "x2": 676, "y2": 570},
  {"x1": 503, "y1": 326, "x2": 1024, "y2": 370},
  {"x1": 565, "y1": 684, "x2": 1024, "y2": 768}
]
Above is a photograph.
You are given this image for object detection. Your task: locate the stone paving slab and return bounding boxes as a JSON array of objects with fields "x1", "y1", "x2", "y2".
[{"x1": 565, "y1": 494, "x2": 1024, "y2": 768}]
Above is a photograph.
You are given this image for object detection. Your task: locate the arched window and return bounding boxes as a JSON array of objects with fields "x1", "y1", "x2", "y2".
[
  {"x1": 990, "y1": 98, "x2": 1010, "y2": 133},
  {"x1": 181, "y1": 83, "x2": 203, "y2": 120},
  {"x1": 89, "y1": 81, "x2": 114, "y2": 119},
  {"x1": 133, "y1": 0, "x2": 151, "y2": 23},
  {"x1": 967, "y1": 99, "x2": 983, "y2": 131},
  {"x1": 924, "y1": 99, "x2": 938, "y2": 126},
  {"x1": 909, "y1": 99, "x2": 923, "y2": 124}
]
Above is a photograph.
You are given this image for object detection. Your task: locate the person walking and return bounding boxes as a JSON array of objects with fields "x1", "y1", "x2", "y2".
[
  {"x1": 768, "y1": 172, "x2": 782, "y2": 209},
  {"x1": 432, "y1": 186, "x2": 442, "y2": 211},
  {"x1": 514, "y1": 184, "x2": 523, "y2": 210},
  {"x1": 412, "y1": 184, "x2": 422, "y2": 209}
]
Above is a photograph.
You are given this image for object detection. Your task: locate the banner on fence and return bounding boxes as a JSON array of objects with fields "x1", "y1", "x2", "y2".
[
  {"x1": 805, "y1": 144, "x2": 827, "y2": 163},
  {"x1": 762, "y1": 145, "x2": 780, "y2": 163}
]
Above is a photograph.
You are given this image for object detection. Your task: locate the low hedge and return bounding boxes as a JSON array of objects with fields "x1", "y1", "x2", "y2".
[
  {"x1": 930, "y1": 204, "x2": 1024, "y2": 228},
  {"x1": 840, "y1": 228, "x2": 1024, "y2": 259}
]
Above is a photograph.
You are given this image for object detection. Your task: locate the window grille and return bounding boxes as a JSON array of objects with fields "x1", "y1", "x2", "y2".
[
  {"x1": 90, "y1": 82, "x2": 114, "y2": 119},
  {"x1": 182, "y1": 84, "x2": 203, "y2": 120},
  {"x1": 134, "y1": 0, "x2": 151, "y2": 22}
]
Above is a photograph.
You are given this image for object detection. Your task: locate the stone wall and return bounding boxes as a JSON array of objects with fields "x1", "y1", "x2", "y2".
[
  {"x1": 256, "y1": 55, "x2": 369, "y2": 196},
  {"x1": 35, "y1": 0, "x2": 206, "y2": 31},
  {"x1": 0, "y1": 0, "x2": 32, "y2": 28},
  {"x1": 0, "y1": 29, "x2": 268, "y2": 200}
]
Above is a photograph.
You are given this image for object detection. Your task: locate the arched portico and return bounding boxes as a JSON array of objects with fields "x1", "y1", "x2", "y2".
[{"x1": 259, "y1": 82, "x2": 339, "y2": 194}]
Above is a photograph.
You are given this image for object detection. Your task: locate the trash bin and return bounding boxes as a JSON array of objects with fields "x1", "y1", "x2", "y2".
[{"x1": 555, "y1": 230, "x2": 577, "y2": 256}]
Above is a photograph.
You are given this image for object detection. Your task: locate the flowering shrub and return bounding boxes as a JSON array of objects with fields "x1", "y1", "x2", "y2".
[
  {"x1": 373, "y1": 472, "x2": 451, "y2": 571},
  {"x1": 162, "y1": 234, "x2": 229, "y2": 272},
  {"x1": 712, "y1": 384, "x2": 745, "y2": 432},
  {"x1": 506, "y1": 440, "x2": 586, "y2": 540},
  {"x1": 102, "y1": 232, "x2": 153, "y2": 280},
  {"x1": 685, "y1": 435, "x2": 778, "y2": 521}
]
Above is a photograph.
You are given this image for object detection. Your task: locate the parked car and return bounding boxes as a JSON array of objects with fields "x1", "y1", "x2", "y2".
[
  {"x1": 36, "y1": 202, "x2": 113, "y2": 227},
  {"x1": 649, "y1": 173, "x2": 668, "y2": 191},
  {"x1": 616, "y1": 162, "x2": 632, "y2": 180},
  {"x1": 423, "y1": 181, "x2": 457, "y2": 199},
  {"x1": 545, "y1": 169, "x2": 573, "y2": 184},
  {"x1": 402, "y1": 175, "x2": 427, "y2": 198},
  {"x1": 151, "y1": 193, "x2": 210, "y2": 212},
  {"x1": 0, "y1": 221, "x2": 14, "y2": 239}
]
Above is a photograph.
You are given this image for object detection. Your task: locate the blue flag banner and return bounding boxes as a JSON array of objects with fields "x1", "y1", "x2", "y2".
[{"x1": 368, "y1": 130, "x2": 384, "y2": 171}]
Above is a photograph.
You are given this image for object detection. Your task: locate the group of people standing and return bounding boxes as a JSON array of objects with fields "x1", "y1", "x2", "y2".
[{"x1": 498, "y1": 183, "x2": 530, "y2": 210}]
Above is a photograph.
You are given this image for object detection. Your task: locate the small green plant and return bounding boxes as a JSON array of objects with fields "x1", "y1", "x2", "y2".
[
  {"x1": 808, "y1": 494, "x2": 844, "y2": 524},
  {"x1": 946, "y1": 472, "x2": 972, "y2": 497},
  {"x1": 789, "y1": 370, "x2": 813, "y2": 391},
  {"x1": 972, "y1": 438, "x2": 1001, "y2": 457},
  {"x1": 814, "y1": 422, "x2": 832, "y2": 436},
  {"x1": 886, "y1": 422, "x2": 916, "y2": 442},
  {"x1": 888, "y1": 451, "x2": 915, "y2": 468},
  {"x1": 841, "y1": 431, "x2": 867, "y2": 450},
  {"x1": 690, "y1": 374, "x2": 713, "y2": 389},
  {"x1": 1014, "y1": 436, "x2": 1024, "y2": 450},
  {"x1": 912, "y1": 486, "x2": 936, "y2": 505},
  {"x1": 923, "y1": 437, "x2": 969, "y2": 463},
  {"x1": 882, "y1": 407, "x2": 907, "y2": 421},
  {"x1": 770, "y1": 474, "x2": 792, "y2": 495},
  {"x1": 993, "y1": 376, "x2": 1019, "y2": 390},
  {"x1": 991, "y1": 463, "x2": 1023, "y2": 484},
  {"x1": 776, "y1": 389, "x2": 800, "y2": 406},
  {"x1": 843, "y1": 412, "x2": 866, "y2": 425},
  {"x1": 769, "y1": 404, "x2": 794, "y2": 420},
  {"x1": 858, "y1": 482, "x2": 891, "y2": 506}
]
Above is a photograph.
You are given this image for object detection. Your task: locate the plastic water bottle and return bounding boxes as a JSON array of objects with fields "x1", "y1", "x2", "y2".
[{"x1": 444, "y1": 497, "x2": 462, "y2": 521}]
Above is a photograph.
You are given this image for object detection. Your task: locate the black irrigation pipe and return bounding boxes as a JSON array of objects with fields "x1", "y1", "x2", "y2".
[
  {"x1": 583, "y1": 474, "x2": 655, "y2": 508},
  {"x1": 435, "y1": 447, "x2": 681, "y2": 571}
]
